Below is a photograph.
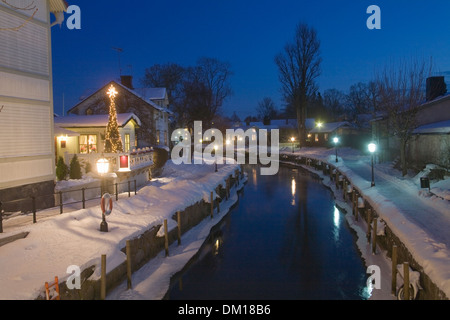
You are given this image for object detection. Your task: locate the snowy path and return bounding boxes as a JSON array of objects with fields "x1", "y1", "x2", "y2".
[{"x1": 343, "y1": 158, "x2": 450, "y2": 247}]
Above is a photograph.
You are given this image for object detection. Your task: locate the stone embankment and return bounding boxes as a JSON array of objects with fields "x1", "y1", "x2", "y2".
[{"x1": 280, "y1": 153, "x2": 448, "y2": 300}]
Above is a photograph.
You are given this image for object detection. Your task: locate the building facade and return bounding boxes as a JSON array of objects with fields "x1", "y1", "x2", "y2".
[
  {"x1": 0, "y1": 0, "x2": 67, "y2": 212},
  {"x1": 67, "y1": 77, "x2": 171, "y2": 149}
]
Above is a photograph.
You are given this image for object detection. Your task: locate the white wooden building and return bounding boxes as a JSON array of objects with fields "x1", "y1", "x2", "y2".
[{"x1": 0, "y1": 0, "x2": 68, "y2": 211}]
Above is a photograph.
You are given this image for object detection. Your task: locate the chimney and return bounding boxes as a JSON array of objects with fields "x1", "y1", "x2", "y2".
[
  {"x1": 426, "y1": 76, "x2": 447, "y2": 101},
  {"x1": 120, "y1": 75, "x2": 134, "y2": 90}
]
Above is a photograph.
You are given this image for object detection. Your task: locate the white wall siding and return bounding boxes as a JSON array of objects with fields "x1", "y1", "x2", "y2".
[
  {"x1": 0, "y1": 0, "x2": 48, "y2": 23},
  {"x1": 0, "y1": 157, "x2": 54, "y2": 187},
  {"x1": 0, "y1": 71, "x2": 50, "y2": 101},
  {"x1": 0, "y1": 9, "x2": 49, "y2": 76},
  {"x1": 0, "y1": 102, "x2": 52, "y2": 158}
]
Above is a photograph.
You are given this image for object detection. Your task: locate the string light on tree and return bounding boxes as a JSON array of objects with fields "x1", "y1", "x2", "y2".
[{"x1": 104, "y1": 84, "x2": 124, "y2": 153}]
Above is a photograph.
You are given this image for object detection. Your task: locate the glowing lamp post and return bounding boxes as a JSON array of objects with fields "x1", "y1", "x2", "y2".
[
  {"x1": 97, "y1": 156, "x2": 109, "y2": 195},
  {"x1": 291, "y1": 137, "x2": 295, "y2": 154},
  {"x1": 214, "y1": 145, "x2": 219, "y2": 172},
  {"x1": 368, "y1": 143, "x2": 377, "y2": 187},
  {"x1": 333, "y1": 137, "x2": 339, "y2": 163}
]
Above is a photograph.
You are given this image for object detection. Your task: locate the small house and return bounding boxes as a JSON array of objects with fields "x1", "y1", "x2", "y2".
[{"x1": 54, "y1": 113, "x2": 141, "y2": 162}]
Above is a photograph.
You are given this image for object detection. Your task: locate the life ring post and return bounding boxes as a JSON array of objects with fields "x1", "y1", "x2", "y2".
[{"x1": 100, "y1": 193, "x2": 113, "y2": 233}]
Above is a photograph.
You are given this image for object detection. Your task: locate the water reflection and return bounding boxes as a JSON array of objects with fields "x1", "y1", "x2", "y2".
[
  {"x1": 333, "y1": 206, "x2": 340, "y2": 243},
  {"x1": 291, "y1": 178, "x2": 296, "y2": 206},
  {"x1": 166, "y1": 165, "x2": 369, "y2": 300}
]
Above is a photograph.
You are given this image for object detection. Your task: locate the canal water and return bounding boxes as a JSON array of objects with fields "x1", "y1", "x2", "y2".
[{"x1": 166, "y1": 165, "x2": 370, "y2": 300}]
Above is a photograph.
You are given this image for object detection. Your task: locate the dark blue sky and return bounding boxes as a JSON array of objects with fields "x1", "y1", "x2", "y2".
[{"x1": 51, "y1": 0, "x2": 450, "y2": 120}]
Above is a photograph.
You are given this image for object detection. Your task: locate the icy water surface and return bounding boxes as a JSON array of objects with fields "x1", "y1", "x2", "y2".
[{"x1": 166, "y1": 165, "x2": 370, "y2": 300}]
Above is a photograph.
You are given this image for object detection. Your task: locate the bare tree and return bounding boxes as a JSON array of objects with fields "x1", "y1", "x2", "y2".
[
  {"x1": 256, "y1": 97, "x2": 277, "y2": 123},
  {"x1": 141, "y1": 63, "x2": 186, "y2": 103},
  {"x1": 323, "y1": 88, "x2": 346, "y2": 121},
  {"x1": 275, "y1": 23, "x2": 322, "y2": 147},
  {"x1": 376, "y1": 58, "x2": 432, "y2": 176},
  {"x1": 191, "y1": 57, "x2": 233, "y2": 127}
]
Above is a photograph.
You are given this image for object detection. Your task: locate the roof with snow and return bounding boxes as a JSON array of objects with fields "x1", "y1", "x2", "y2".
[
  {"x1": 134, "y1": 88, "x2": 167, "y2": 101},
  {"x1": 67, "y1": 81, "x2": 173, "y2": 115},
  {"x1": 413, "y1": 119, "x2": 450, "y2": 135},
  {"x1": 54, "y1": 126, "x2": 79, "y2": 137},
  {"x1": 310, "y1": 121, "x2": 354, "y2": 134},
  {"x1": 241, "y1": 119, "x2": 316, "y2": 131},
  {"x1": 54, "y1": 113, "x2": 142, "y2": 128}
]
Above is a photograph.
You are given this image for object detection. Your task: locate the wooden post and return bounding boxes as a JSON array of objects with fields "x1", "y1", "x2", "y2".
[
  {"x1": 343, "y1": 180, "x2": 347, "y2": 200},
  {"x1": 177, "y1": 211, "x2": 181, "y2": 246},
  {"x1": 372, "y1": 218, "x2": 378, "y2": 254},
  {"x1": 82, "y1": 188, "x2": 86, "y2": 209},
  {"x1": 128, "y1": 181, "x2": 131, "y2": 197},
  {"x1": 366, "y1": 208, "x2": 372, "y2": 242},
  {"x1": 164, "y1": 219, "x2": 169, "y2": 257},
  {"x1": 352, "y1": 190, "x2": 356, "y2": 216},
  {"x1": 403, "y1": 262, "x2": 410, "y2": 300},
  {"x1": 335, "y1": 171, "x2": 339, "y2": 188},
  {"x1": 59, "y1": 192, "x2": 63, "y2": 214},
  {"x1": 32, "y1": 196, "x2": 37, "y2": 224},
  {"x1": 134, "y1": 180, "x2": 137, "y2": 195},
  {"x1": 391, "y1": 245, "x2": 398, "y2": 295},
  {"x1": 210, "y1": 192, "x2": 214, "y2": 219},
  {"x1": 115, "y1": 183, "x2": 118, "y2": 201},
  {"x1": 126, "y1": 240, "x2": 132, "y2": 290},
  {"x1": 101, "y1": 254, "x2": 106, "y2": 300}
]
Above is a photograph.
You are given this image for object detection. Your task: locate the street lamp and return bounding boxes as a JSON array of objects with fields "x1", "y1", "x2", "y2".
[
  {"x1": 368, "y1": 143, "x2": 377, "y2": 187},
  {"x1": 333, "y1": 137, "x2": 339, "y2": 163},
  {"x1": 214, "y1": 145, "x2": 218, "y2": 172},
  {"x1": 291, "y1": 137, "x2": 295, "y2": 154},
  {"x1": 97, "y1": 156, "x2": 109, "y2": 195}
]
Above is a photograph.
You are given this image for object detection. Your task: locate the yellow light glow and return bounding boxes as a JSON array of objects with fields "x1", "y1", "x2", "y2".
[
  {"x1": 107, "y1": 85, "x2": 118, "y2": 99},
  {"x1": 317, "y1": 122, "x2": 323, "y2": 128},
  {"x1": 96, "y1": 157, "x2": 110, "y2": 175},
  {"x1": 291, "y1": 137, "x2": 295, "y2": 142}
]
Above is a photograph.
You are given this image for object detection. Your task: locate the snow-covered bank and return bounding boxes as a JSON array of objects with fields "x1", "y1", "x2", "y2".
[
  {"x1": 281, "y1": 147, "x2": 450, "y2": 299},
  {"x1": 106, "y1": 189, "x2": 243, "y2": 300},
  {"x1": 0, "y1": 161, "x2": 241, "y2": 300}
]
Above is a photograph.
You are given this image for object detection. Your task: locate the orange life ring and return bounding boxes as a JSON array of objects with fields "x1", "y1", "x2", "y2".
[{"x1": 101, "y1": 194, "x2": 113, "y2": 216}]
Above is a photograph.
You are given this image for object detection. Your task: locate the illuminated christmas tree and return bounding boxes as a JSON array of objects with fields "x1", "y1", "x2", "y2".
[{"x1": 104, "y1": 84, "x2": 124, "y2": 153}]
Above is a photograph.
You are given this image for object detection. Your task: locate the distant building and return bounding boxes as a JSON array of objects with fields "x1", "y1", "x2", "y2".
[
  {"x1": 0, "y1": 1, "x2": 68, "y2": 212},
  {"x1": 309, "y1": 121, "x2": 368, "y2": 148},
  {"x1": 67, "y1": 76, "x2": 172, "y2": 148},
  {"x1": 371, "y1": 76, "x2": 450, "y2": 168}
]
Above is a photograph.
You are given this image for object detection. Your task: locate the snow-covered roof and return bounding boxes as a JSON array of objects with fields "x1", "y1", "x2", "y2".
[
  {"x1": 68, "y1": 81, "x2": 172, "y2": 115},
  {"x1": 310, "y1": 121, "x2": 353, "y2": 133},
  {"x1": 243, "y1": 118, "x2": 315, "y2": 131},
  {"x1": 54, "y1": 126, "x2": 80, "y2": 137},
  {"x1": 54, "y1": 113, "x2": 142, "y2": 128},
  {"x1": 134, "y1": 88, "x2": 167, "y2": 101},
  {"x1": 413, "y1": 119, "x2": 450, "y2": 134}
]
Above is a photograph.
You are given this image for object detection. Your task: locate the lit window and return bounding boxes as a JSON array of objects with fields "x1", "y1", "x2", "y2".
[
  {"x1": 124, "y1": 134, "x2": 130, "y2": 152},
  {"x1": 315, "y1": 134, "x2": 319, "y2": 142},
  {"x1": 80, "y1": 135, "x2": 97, "y2": 154}
]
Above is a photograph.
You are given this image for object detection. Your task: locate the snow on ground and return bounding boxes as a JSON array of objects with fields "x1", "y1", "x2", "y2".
[
  {"x1": 281, "y1": 147, "x2": 450, "y2": 299},
  {"x1": 0, "y1": 160, "x2": 241, "y2": 300}
]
